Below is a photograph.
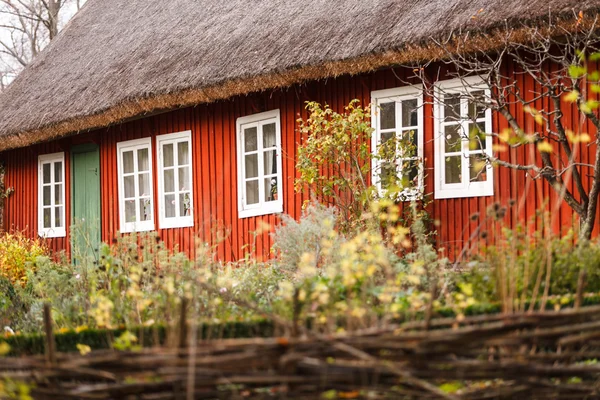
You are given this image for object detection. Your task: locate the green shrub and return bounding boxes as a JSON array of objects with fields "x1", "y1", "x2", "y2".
[
  {"x1": 459, "y1": 223, "x2": 600, "y2": 311},
  {"x1": 1, "y1": 319, "x2": 274, "y2": 356},
  {"x1": 0, "y1": 231, "x2": 47, "y2": 286}
]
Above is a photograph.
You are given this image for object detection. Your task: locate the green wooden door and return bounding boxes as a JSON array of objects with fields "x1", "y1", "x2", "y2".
[{"x1": 71, "y1": 144, "x2": 101, "y2": 263}]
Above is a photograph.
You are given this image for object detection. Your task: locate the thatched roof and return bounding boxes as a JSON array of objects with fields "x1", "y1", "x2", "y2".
[{"x1": 0, "y1": 0, "x2": 598, "y2": 151}]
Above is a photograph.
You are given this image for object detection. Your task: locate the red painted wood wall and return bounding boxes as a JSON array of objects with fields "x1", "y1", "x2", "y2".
[{"x1": 2, "y1": 63, "x2": 597, "y2": 261}]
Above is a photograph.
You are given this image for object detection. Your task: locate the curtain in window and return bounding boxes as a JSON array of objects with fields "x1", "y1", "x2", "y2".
[{"x1": 263, "y1": 123, "x2": 277, "y2": 202}]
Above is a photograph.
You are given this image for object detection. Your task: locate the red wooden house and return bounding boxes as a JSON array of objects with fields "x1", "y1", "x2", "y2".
[{"x1": 0, "y1": 0, "x2": 598, "y2": 261}]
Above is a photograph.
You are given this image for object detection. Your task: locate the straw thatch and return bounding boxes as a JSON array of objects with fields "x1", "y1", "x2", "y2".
[{"x1": 0, "y1": 0, "x2": 598, "y2": 151}]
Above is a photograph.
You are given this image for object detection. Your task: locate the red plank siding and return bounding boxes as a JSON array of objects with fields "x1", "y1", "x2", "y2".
[{"x1": 2, "y1": 63, "x2": 598, "y2": 262}]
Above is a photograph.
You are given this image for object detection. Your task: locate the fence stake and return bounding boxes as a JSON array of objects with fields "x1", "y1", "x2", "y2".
[
  {"x1": 178, "y1": 298, "x2": 188, "y2": 350},
  {"x1": 43, "y1": 303, "x2": 56, "y2": 366}
]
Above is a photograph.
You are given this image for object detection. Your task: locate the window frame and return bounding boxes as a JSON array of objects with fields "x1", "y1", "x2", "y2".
[
  {"x1": 116, "y1": 137, "x2": 155, "y2": 233},
  {"x1": 433, "y1": 76, "x2": 494, "y2": 200},
  {"x1": 371, "y1": 85, "x2": 424, "y2": 200},
  {"x1": 156, "y1": 130, "x2": 194, "y2": 229},
  {"x1": 236, "y1": 109, "x2": 283, "y2": 219},
  {"x1": 38, "y1": 152, "x2": 66, "y2": 238}
]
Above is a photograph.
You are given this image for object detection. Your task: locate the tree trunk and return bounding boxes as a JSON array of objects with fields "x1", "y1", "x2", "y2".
[
  {"x1": 47, "y1": 0, "x2": 59, "y2": 40},
  {"x1": 580, "y1": 193, "x2": 598, "y2": 241}
]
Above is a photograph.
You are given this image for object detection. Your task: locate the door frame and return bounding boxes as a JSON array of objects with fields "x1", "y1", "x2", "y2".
[{"x1": 70, "y1": 143, "x2": 101, "y2": 247}]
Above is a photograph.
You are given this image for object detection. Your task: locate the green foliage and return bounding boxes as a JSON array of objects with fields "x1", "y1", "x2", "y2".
[
  {"x1": 0, "y1": 231, "x2": 47, "y2": 286},
  {"x1": 295, "y1": 100, "x2": 374, "y2": 233},
  {"x1": 1, "y1": 319, "x2": 274, "y2": 356},
  {"x1": 295, "y1": 100, "x2": 419, "y2": 234},
  {"x1": 459, "y1": 223, "x2": 600, "y2": 311},
  {"x1": 271, "y1": 202, "x2": 337, "y2": 274}
]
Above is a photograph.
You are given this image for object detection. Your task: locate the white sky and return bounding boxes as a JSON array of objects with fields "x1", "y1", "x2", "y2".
[{"x1": 0, "y1": 0, "x2": 86, "y2": 86}]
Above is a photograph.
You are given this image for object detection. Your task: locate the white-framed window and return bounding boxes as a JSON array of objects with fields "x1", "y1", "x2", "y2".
[
  {"x1": 236, "y1": 109, "x2": 283, "y2": 219},
  {"x1": 38, "y1": 152, "x2": 66, "y2": 238},
  {"x1": 371, "y1": 85, "x2": 424, "y2": 199},
  {"x1": 434, "y1": 76, "x2": 494, "y2": 199},
  {"x1": 156, "y1": 131, "x2": 194, "y2": 229},
  {"x1": 117, "y1": 138, "x2": 155, "y2": 233}
]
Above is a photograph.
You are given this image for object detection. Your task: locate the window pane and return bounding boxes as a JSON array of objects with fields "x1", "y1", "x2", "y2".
[
  {"x1": 138, "y1": 148, "x2": 149, "y2": 172},
  {"x1": 54, "y1": 184, "x2": 63, "y2": 206},
  {"x1": 402, "y1": 99, "x2": 418, "y2": 127},
  {"x1": 55, "y1": 207, "x2": 63, "y2": 228},
  {"x1": 163, "y1": 144, "x2": 174, "y2": 167},
  {"x1": 263, "y1": 123, "x2": 277, "y2": 148},
  {"x1": 444, "y1": 125, "x2": 462, "y2": 153},
  {"x1": 54, "y1": 162, "x2": 63, "y2": 183},
  {"x1": 265, "y1": 177, "x2": 278, "y2": 202},
  {"x1": 165, "y1": 194, "x2": 176, "y2": 218},
  {"x1": 164, "y1": 169, "x2": 175, "y2": 193},
  {"x1": 42, "y1": 163, "x2": 51, "y2": 184},
  {"x1": 401, "y1": 129, "x2": 418, "y2": 158},
  {"x1": 379, "y1": 132, "x2": 396, "y2": 161},
  {"x1": 245, "y1": 154, "x2": 258, "y2": 179},
  {"x1": 380, "y1": 161, "x2": 397, "y2": 188},
  {"x1": 380, "y1": 102, "x2": 395, "y2": 130},
  {"x1": 138, "y1": 173, "x2": 151, "y2": 197},
  {"x1": 263, "y1": 150, "x2": 277, "y2": 175},
  {"x1": 124, "y1": 175, "x2": 135, "y2": 198},
  {"x1": 179, "y1": 193, "x2": 191, "y2": 216},
  {"x1": 244, "y1": 127, "x2": 258, "y2": 152},
  {"x1": 125, "y1": 200, "x2": 136, "y2": 222},
  {"x1": 177, "y1": 141, "x2": 189, "y2": 165},
  {"x1": 43, "y1": 208, "x2": 51, "y2": 228},
  {"x1": 123, "y1": 151, "x2": 134, "y2": 174},
  {"x1": 469, "y1": 154, "x2": 488, "y2": 182},
  {"x1": 445, "y1": 156, "x2": 462, "y2": 184},
  {"x1": 178, "y1": 167, "x2": 189, "y2": 192},
  {"x1": 468, "y1": 122, "x2": 486, "y2": 150},
  {"x1": 382, "y1": 131, "x2": 394, "y2": 143},
  {"x1": 43, "y1": 186, "x2": 51, "y2": 206},
  {"x1": 245, "y1": 180, "x2": 259, "y2": 205},
  {"x1": 468, "y1": 90, "x2": 486, "y2": 120},
  {"x1": 140, "y1": 198, "x2": 152, "y2": 221},
  {"x1": 444, "y1": 93, "x2": 461, "y2": 122},
  {"x1": 401, "y1": 159, "x2": 419, "y2": 186}
]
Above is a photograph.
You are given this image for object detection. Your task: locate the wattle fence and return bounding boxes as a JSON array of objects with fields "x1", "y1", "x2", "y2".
[{"x1": 3, "y1": 305, "x2": 600, "y2": 399}]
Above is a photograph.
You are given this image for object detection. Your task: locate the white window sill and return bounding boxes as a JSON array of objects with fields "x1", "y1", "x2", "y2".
[
  {"x1": 120, "y1": 223, "x2": 155, "y2": 234},
  {"x1": 238, "y1": 203, "x2": 283, "y2": 219},
  {"x1": 434, "y1": 185, "x2": 493, "y2": 200},
  {"x1": 39, "y1": 228, "x2": 66, "y2": 238},
  {"x1": 159, "y1": 217, "x2": 194, "y2": 229}
]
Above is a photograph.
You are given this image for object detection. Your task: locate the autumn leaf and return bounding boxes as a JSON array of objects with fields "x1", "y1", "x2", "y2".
[
  {"x1": 564, "y1": 90, "x2": 580, "y2": 103},
  {"x1": 339, "y1": 391, "x2": 361, "y2": 399},
  {"x1": 537, "y1": 141, "x2": 553, "y2": 153},
  {"x1": 534, "y1": 113, "x2": 544, "y2": 126},
  {"x1": 498, "y1": 128, "x2": 511, "y2": 143},
  {"x1": 568, "y1": 65, "x2": 587, "y2": 79},
  {"x1": 492, "y1": 144, "x2": 508, "y2": 152}
]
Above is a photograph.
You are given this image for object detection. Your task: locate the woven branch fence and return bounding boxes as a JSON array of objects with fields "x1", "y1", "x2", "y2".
[{"x1": 4, "y1": 304, "x2": 600, "y2": 399}]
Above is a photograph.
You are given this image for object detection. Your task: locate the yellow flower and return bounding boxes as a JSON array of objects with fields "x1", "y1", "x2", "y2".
[
  {"x1": 351, "y1": 307, "x2": 367, "y2": 319},
  {"x1": 298, "y1": 289, "x2": 307, "y2": 302},
  {"x1": 277, "y1": 281, "x2": 295, "y2": 301},
  {"x1": 0, "y1": 342, "x2": 11, "y2": 356},
  {"x1": 76, "y1": 344, "x2": 92, "y2": 356}
]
